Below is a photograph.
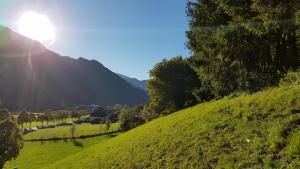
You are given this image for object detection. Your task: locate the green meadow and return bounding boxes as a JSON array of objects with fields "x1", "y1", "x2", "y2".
[
  {"x1": 4, "y1": 135, "x2": 118, "y2": 169},
  {"x1": 24, "y1": 123, "x2": 120, "y2": 140},
  {"x1": 39, "y1": 85, "x2": 300, "y2": 169}
]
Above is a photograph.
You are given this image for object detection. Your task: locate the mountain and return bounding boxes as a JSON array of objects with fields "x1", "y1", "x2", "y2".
[
  {"x1": 0, "y1": 26, "x2": 148, "y2": 110},
  {"x1": 117, "y1": 73, "x2": 148, "y2": 91},
  {"x1": 45, "y1": 84, "x2": 300, "y2": 169}
]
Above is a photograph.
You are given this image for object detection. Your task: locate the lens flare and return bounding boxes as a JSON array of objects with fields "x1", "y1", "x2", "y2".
[{"x1": 17, "y1": 11, "x2": 55, "y2": 45}]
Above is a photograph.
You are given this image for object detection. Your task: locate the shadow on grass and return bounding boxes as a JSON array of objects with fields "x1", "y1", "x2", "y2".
[
  {"x1": 71, "y1": 139, "x2": 84, "y2": 148},
  {"x1": 108, "y1": 134, "x2": 118, "y2": 138}
]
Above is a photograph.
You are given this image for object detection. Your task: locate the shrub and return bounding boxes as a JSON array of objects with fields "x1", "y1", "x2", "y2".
[
  {"x1": 279, "y1": 72, "x2": 300, "y2": 87},
  {"x1": 0, "y1": 109, "x2": 23, "y2": 168}
]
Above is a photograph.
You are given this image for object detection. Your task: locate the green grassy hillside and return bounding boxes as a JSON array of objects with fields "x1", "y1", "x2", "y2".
[
  {"x1": 44, "y1": 85, "x2": 300, "y2": 169},
  {"x1": 4, "y1": 135, "x2": 118, "y2": 169}
]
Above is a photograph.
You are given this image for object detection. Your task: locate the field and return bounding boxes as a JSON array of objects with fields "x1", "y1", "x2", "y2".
[
  {"x1": 4, "y1": 135, "x2": 118, "y2": 169},
  {"x1": 40, "y1": 85, "x2": 300, "y2": 168},
  {"x1": 12, "y1": 116, "x2": 75, "y2": 128},
  {"x1": 24, "y1": 123, "x2": 120, "y2": 140}
]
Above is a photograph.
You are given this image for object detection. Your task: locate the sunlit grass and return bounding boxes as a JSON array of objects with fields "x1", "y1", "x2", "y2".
[
  {"x1": 24, "y1": 123, "x2": 120, "y2": 140},
  {"x1": 44, "y1": 85, "x2": 300, "y2": 168},
  {"x1": 4, "y1": 135, "x2": 118, "y2": 169}
]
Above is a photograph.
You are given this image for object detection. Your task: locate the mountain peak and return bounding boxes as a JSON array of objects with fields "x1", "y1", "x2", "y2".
[{"x1": 0, "y1": 27, "x2": 148, "y2": 110}]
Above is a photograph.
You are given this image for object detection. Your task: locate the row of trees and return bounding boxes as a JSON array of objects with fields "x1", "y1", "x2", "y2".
[{"x1": 17, "y1": 110, "x2": 87, "y2": 129}]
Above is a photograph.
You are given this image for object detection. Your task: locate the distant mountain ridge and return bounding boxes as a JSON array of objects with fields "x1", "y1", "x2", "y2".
[
  {"x1": 117, "y1": 73, "x2": 148, "y2": 91},
  {"x1": 0, "y1": 26, "x2": 148, "y2": 110}
]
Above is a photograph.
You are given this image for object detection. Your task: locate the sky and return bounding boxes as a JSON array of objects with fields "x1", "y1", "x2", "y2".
[{"x1": 0, "y1": 0, "x2": 190, "y2": 80}]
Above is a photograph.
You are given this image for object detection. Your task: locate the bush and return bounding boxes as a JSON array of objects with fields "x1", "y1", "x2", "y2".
[
  {"x1": 119, "y1": 105, "x2": 145, "y2": 131},
  {"x1": 279, "y1": 72, "x2": 300, "y2": 87}
]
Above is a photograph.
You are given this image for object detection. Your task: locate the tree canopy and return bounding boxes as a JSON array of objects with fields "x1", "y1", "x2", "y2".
[
  {"x1": 0, "y1": 109, "x2": 23, "y2": 168},
  {"x1": 147, "y1": 57, "x2": 201, "y2": 115},
  {"x1": 187, "y1": 0, "x2": 300, "y2": 97}
]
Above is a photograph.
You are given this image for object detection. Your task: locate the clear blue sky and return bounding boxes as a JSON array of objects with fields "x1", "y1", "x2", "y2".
[{"x1": 0, "y1": 0, "x2": 190, "y2": 80}]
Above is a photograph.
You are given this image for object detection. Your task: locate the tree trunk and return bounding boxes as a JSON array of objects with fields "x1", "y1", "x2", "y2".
[
  {"x1": 287, "y1": 32, "x2": 299, "y2": 69},
  {"x1": 0, "y1": 161, "x2": 4, "y2": 169}
]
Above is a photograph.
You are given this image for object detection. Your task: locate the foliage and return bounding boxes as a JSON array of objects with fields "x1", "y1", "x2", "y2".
[
  {"x1": 119, "y1": 105, "x2": 145, "y2": 131},
  {"x1": 0, "y1": 109, "x2": 23, "y2": 168},
  {"x1": 70, "y1": 124, "x2": 76, "y2": 138},
  {"x1": 280, "y1": 71, "x2": 300, "y2": 86},
  {"x1": 28, "y1": 113, "x2": 36, "y2": 127},
  {"x1": 147, "y1": 56, "x2": 201, "y2": 115},
  {"x1": 37, "y1": 114, "x2": 49, "y2": 126},
  {"x1": 17, "y1": 110, "x2": 29, "y2": 129},
  {"x1": 45, "y1": 84, "x2": 300, "y2": 169},
  {"x1": 71, "y1": 111, "x2": 85, "y2": 120},
  {"x1": 186, "y1": 0, "x2": 300, "y2": 98},
  {"x1": 105, "y1": 120, "x2": 111, "y2": 131}
]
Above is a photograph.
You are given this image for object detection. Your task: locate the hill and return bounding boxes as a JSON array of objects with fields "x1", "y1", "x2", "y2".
[
  {"x1": 4, "y1": 135, "x2": 117, "y2": 169},
  {"x1": 0, "y1": 26, "x2": 148, "y2": 110},
  {"x1": 117, "y1": 73, "x2": 148, "y2": 91},
  {"x1": 45, "y1": 84, "x2": 300, "y2": 168}
]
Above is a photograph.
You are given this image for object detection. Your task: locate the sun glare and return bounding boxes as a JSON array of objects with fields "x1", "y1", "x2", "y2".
[{"x1": 17, "y1": 11, "x2": 55, "y2": 45}]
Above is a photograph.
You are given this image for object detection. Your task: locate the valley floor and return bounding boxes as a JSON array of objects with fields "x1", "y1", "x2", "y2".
[
  {"x1": 4, "y1": 134, "x2": 118, "y2": 169},
  {"x1": 5, "y1": 85, "x2": 300, "y2": 169}
]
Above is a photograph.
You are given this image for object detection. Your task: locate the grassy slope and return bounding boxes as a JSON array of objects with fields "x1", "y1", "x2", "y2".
[
  {"x1": 4, "y1": 135, "x2": 118, "y2": 169},
  {"x1": 24, "y1": 123, "x2": 120, "y2": 140},
  {"x1": 43, "y1": 85, "x2": 299, "y2": 168}
]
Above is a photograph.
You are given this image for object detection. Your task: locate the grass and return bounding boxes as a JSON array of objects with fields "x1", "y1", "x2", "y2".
[
  {"x1": 24, "y1": 123, "x2": 120, "y2": 140},
  {"x1": 4, "y1": 134, "x2": 119, "y2": 169},
  {"x1": 43, "y1": 85, "x2": 300, "y2": 168}
]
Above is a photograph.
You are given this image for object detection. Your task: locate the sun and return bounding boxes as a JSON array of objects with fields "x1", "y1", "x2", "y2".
[{"x1": 17, "y1": 11, "x2": 56, "y2": 45}]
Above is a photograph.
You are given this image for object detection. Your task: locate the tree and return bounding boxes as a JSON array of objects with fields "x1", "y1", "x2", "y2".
[
  {"x1": 186, "y1": 0, "x2": 300, "y2": 98},
  {"x1": 28, "y1": 113, "x2": 36, "y2": 127},
  {"x1": 45, "y1": 111, "x2": 55, "y2": 125},
  {"x1": 71, "y1": 111, "x2": 79, "y2": 120},
  {"x1": 105, "y1": 120, "x2": 111, "y2": 131},
  {"x1": 147, "y1": 57, "x2": 201, "y2": 115},
  {"x1": 17, "y1": 110, "x2": 29, "y2": 129},
  {"x1": 119, "y1": 105, "x2": 145, "y2": 131},
  {"x1": 37, "y1": 114, "x2": 48, "y2": 126},
  {"x1": 70, "y1": 124, "x2": 76, "y2": 138},
  {"x1": 61, "y1": 111, "x2": 71, "y2": 122},
  {"x1": 0, "y1": 109, "x2": 23, "y2": 168}
]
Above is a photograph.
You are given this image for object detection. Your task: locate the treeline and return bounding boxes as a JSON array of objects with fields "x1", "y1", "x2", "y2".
[
  {"x1": 146, "y1": 0, "x2": 300, "y2": 116},
  {"x1": 120, "y1": 0, "x2": 300, "y2": 131},
  {"x1": 17, "y1": 110, "x2": 88, "y2": 129}
]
